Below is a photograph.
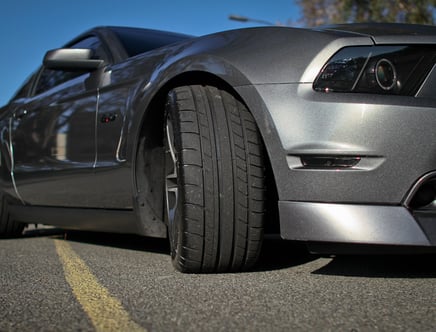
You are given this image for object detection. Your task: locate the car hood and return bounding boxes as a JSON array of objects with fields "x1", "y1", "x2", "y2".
[{"x1": 317, "y1": 23, "x2": 436, "y2": 44}]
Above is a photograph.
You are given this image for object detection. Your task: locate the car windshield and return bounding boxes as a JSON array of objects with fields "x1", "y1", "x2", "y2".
[{"x1": 110, "y1": 27, "x2": 193, "y2": 57}]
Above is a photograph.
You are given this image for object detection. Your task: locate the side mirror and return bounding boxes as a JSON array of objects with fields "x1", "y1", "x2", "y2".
[{"x1": 43, "y1": 48, "x2": 105, "y2": 71}]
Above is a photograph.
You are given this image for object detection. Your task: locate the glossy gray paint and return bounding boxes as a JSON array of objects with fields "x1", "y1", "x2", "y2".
[
  {"x1": 1, "y1": 24, "x2": 436, "y2": 247},
  {"x1": 242, "y1": 83, "x2": 436, "y2": 204}
]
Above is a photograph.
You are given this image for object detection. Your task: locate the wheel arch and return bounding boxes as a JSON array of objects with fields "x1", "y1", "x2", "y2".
[{"x1": 133, "y1": 70, "x2": 280, "y2": 237}]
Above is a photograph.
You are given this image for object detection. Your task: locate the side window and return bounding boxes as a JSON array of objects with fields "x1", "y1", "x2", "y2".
[
  {"x1": 34, "y1": 69, "x2": 86, "y2": 96},
  {"x1": 34, "y1": 36, "x2": 110, "y2": 95}
]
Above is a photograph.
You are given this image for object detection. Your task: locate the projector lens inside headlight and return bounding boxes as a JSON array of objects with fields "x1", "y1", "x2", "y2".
[{"x1": 375, "y1": 59, "x2": 396, "y2": 90}]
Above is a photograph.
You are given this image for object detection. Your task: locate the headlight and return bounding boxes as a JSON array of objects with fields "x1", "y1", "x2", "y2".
[{"x1": 313, "y1": 45, "x2": 436, "y2": 95}]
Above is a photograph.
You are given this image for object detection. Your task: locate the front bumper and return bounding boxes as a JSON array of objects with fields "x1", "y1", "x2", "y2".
[
  {"x1": 237, "y1": 83, "x2": 436, "y2": 205},
  {"x1": 279, "y1": 201, "x2": 436, "y2": 247}
]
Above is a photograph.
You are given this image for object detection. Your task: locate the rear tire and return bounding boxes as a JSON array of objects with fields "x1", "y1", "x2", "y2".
[
  {"x1": 164, "y1": 85, "x2": 266, "y2": 273},
  {"x1": 0, "y1": 193, "x2": 24, "y2": 238}
]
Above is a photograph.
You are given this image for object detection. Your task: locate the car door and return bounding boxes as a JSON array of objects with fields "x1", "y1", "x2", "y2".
[
  {"x1": 0, "y1": 73, "x2": 36, "y2": 201},
  {"x1": 11, "y1": 36, "x2": 111, "y2": 207}
]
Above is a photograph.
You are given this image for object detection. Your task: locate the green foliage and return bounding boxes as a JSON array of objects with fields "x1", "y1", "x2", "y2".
[{"x1": 297, "y1": 0, "x2": 436, "y2": 26}]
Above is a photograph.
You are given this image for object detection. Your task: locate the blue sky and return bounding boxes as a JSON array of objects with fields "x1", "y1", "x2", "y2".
[{"x1": 0, "y1": 0, "x2": 300, "y2": 105}]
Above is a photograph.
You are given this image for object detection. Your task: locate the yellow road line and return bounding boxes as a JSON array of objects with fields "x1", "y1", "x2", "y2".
[{"x1": 54, "y1": 239, "x2": 146, "y2": 332}]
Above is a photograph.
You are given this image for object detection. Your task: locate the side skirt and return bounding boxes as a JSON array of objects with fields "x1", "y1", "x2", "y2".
[{"x1": 9, "y1": 205, "x2": 166, "y2": 238}]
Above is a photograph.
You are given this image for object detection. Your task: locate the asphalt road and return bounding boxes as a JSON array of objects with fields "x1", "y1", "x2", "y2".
[{"x1": 0, "y1": 226, "x2": 435, "y2": 332}]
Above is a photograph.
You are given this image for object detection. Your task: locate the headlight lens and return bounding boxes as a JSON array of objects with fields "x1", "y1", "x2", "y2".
[
  {"x1": 375, "y1": 59, "x2": 397, "y2": 91},
  {"x1": 313, "y1": 45, "x2": 436, "y2": 95}
]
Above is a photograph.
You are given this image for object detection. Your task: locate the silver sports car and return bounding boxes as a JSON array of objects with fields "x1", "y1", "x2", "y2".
[{"x1": 1, "y1": 23, "x2": 435, "y2": 273}]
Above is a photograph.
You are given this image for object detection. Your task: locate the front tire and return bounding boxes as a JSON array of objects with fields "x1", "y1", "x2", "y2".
[{"x1": 164, "y1": 85, "x2": 266, "y2": 273}]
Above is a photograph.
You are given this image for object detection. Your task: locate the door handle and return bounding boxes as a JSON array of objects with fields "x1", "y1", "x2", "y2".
[{"x1": 13, "y1": 109, "x2": 28, "y2": 119}]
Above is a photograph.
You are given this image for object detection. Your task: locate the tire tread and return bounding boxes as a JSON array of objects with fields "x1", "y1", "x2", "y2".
[{"x1": 167, "y1": 85, "x2": 265, "y2": 273}]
